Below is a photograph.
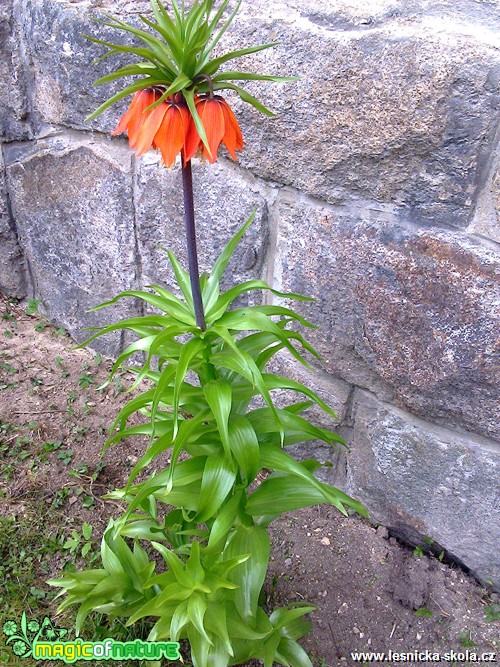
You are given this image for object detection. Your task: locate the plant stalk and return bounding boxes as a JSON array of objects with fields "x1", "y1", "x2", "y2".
[{"x1": 181, "y1": 158, "x2": 206, "y2": 330}]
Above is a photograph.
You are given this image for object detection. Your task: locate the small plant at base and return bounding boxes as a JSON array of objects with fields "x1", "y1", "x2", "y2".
[
  {"x1": 62, "y1": 522, "x2": 95, "y2": 560},
  {"x1": 48, "y1": 2, "x2": 367, "y2": 666},
  {"x1": 25, "y1": 299, "x2": 40, "y2": 316}
]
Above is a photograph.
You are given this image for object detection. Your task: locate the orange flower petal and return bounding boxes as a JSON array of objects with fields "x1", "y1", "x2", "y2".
[
  {"x1": 111, "y1": 91, "x2": 142, "y2": 137},
  {"x1": 183, "y1": 113, "x2": 202, "y2": 164},
  {"x1": 154, "y1": 105, "x2": 187, "y2": 168},
  {"x1": 200, "y1": 99, "x2": 225, "y2": 163},
  {"x1": 220, "y1": 99, "x2": 244, "y2": 161},
  {"x1": 127, "y1": 89, "x2": 159, "y2": 149},
  {"x1": 135, "y1": 102, "x2": 169, "y2": 157}
]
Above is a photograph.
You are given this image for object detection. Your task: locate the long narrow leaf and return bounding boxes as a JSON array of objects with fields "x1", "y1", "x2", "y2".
[
  {"x1": 203, "y1": 379, "x2": 233, "y2": 462},
  {"x1": 196, "y1": 450, "x2": 237, "y2": 522}
]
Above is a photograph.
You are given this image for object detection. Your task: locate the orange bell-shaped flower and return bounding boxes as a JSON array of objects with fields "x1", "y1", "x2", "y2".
[
  {"x1": 134, "y1": 95, "x2": 191, "y2": 168},
  {"x1": 184, "y1": 95, "x2": 244, "y2": 164},
  {"x1": 111, "y1": 88, "x2": 161, "y2": 149}
]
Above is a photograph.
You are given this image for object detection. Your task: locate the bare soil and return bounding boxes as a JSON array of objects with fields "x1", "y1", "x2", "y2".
[{"x1": 0, "y1": 292, "x2": 498, "y2": 667}]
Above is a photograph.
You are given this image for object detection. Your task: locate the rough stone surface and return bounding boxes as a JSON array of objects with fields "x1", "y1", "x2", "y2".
[
  {"x1": 470, "y1": 132, "x2": 500, "y2": 244},
  {"x1": 135, "y1": 153, "x2": 270, "y2": 296},
  {"x1": 0, "y1": 148, "x2": 26, "y2": 297},
  {"x1": 4, "y1": 132, "x2": 140, "y2": 355},
  {"x1": 222, "y1": 1, "x2": 499, "y2": 226},
  {"x1": 346, "y1": 389, "x2": 500, "y2": 589},
  {"x1": 274, "y1": 193, "x2": 500, "y2": 440},
  {"x1": 23, "y1": 0, "x2": 143, "y2": 135},
  {"x1": 0, "y1": 0, "x2": 31, "y2": 140}
]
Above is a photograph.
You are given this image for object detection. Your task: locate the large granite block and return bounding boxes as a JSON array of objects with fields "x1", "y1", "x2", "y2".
[
  {"x1": 22, "y1": 0, "x2": 144, "y2": 134},
  {"x1": 274, "y1": 194, "x2": 500, "y2": 440},
  {"x1": 0, "y1": 0, "x2": 31, "y2": 140},
  {"x1": 221, "y1": 1, "x2": 499, "y2": 227},
  {"x1": 0, "y1": 148, "x2": 26, "y2": 297},
  {"x1": 347, "y1": 389, "x2": 500, "y2": 589},
  {"x1": 4, "y1": 132, "x2": 140, "y2": 355}
]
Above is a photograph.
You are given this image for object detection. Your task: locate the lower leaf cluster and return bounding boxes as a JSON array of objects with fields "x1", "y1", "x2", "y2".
[{"x1": 49, "y1": 215, "x2": 366, "y2": 666}]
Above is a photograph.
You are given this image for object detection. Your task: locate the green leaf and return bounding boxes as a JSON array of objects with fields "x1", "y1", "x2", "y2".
[
  {"x1": 262, "y1": 631, "x2": 282, "y2": 667},
  {"x1": 414, "y1": 607, "x2": 433, "y2": 618},
  {"x1": 158, "y1": 336, "x2": 206, "y2": 437},
  {"x1": 147, "y1": 71, "x2": 193, "y2": 109},
  {"x1": 206, "y1": 279, "x2": 310, "y2": 324},
  {"x1": 259, "y1": 443, "x2": 334, "y2": 503},
  {"x1": 170, "y1": 600, "x2": 190, "y2": 641},
  {"x1": 196, "y1": 449, "x2": 237, "y2": 522},
  {"x1": 82, "y1": 522, "x2": 93, "y2": 540},
  {"x1": 119, "y1": 519, "x2": 168, "y2": 541},
  {"x1": 246, "y1": 474, "x2": 368, "y2": 520},
  {"x1": 187, "y1": 626, "x2": 211, "y2": 667},
  {"x1": 204, "y1": 603, "x2": 233, "y2": 657},
  {"x1": 151, "y1": 542, "x2": 191, "y2": 587},
  {"x1": 183, "y1": 87, "x2": 211, "y2": 155},
  {"x1": 276, "y1": 637, "x2": 314, "y2": 667},
  {"x1": 207, "y1": 212, "x2": 254, "y2": 295},
  {"x1": 90, "y1": 288, "x2": 196, "y2": 325},
  {"x1": 213, "y1": 82, "x2": 276, "y2": 116},
  {"x1": 203, "y1": 379, "x2": 233, "y2": 462},
  {"x1": 213, "y1": 71, "x2": 299, "y2": 83},
  {"x1": 246, "y1": 406, "x2": 343, "y2": 448},
  {"x1": 225, "y1": 603, "x2": 272, "y2": 640},
  {"x1": 93, "y1": 62, "x2": 161, "y2": 86},
  {"x1": 166, "y1": 250, "x2": 194, "y2": 308},
  {"x1": 81, "y1": 543, "x2": 92, "y2": 558},
  {"x1": 140, "y1": 13, "x2": 183, "y2": 63},
  {"x1": 206, "y1": 491, "x2": 244, "y2": 553},
  {"x1": 201, "y1": 42, "x2": 279, "y2": 76},
  {"x1": 262, "y1": 373, "x2": 338, "y2": 419},
  {"x1": 185, "y1": 540, "x2": 206, "y2": 588},
  {"x1": 228, "y1": 414, "x2": 260, "y2": 484},
  {"x1": 86, "y1": 77, "x2": 167, "y2": 121},
  {"x1": 187, "y1": 593, "x2": 211, "y2": 645},
  {"x1": 224, "y1": 526, "x2": 270, "y2": 622},
  {"x1": 210, "y1": 342, "x2": 282, "y2": 441},
  {"x1": 121, "y1": 454, "x2": 206, "y2": 519},
  {"x1": 216, "y1": 309, "x2": 314, "y2": 368},
  {"x1": 269, "y1": 603, "x2": 315, "y2": 634},
  {"x1": 94, "y1": 16, "x2": 179, "y2": 74}
]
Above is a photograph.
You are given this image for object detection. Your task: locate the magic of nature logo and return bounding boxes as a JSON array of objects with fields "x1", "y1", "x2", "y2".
[{"x1": 2, "y1": 613, "x2": 181, "y2": 663}]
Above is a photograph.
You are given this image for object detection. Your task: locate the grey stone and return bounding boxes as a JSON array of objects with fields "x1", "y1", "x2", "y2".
[
  {"x1": 0, "y1": 148, "x2": 27, "y2": 297},
  {"x1": 4, "y1": 132, "x2": 140, "y2": 355},
  {"x1": 469, "y1": 131, "x2": 500, "y2": 243},
  {"x1": 346, "y1": 389, "x2": 500, "y2": 589},
  {"x1": 220, "y1": 3, "x2": 499, "y2": 227},
  {"x1": 0, "y1": 0, "x2": 31, "y2": 140},
  {"x1": 236, "y1": 0, "x2": 500, "y2": 34},
  {"x1": 135, "y1": 152, "x2": 270, "y2": 299},
  {"x1": 23, "y1": 0, "x2": 146, "y2": 134},
  {"x1": 21, "y1": 0, "x2": 500, "y2": 235},
  {"x1": 274, "y1": 194, "x2": 500, "y2": 440}
]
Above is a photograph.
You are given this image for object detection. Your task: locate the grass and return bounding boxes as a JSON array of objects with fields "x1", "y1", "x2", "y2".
[{"x1": 0, "y1": 500, "x2": 64, "y2": 666}]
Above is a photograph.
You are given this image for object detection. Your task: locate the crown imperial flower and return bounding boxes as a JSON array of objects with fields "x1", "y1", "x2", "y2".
[{"x1": 85, "y1": 0, "x2": 297, "y2": 167}]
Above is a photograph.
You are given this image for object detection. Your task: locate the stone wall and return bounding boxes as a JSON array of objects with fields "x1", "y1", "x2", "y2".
[{"x1": 1, "y1": 0, "x2": 499, "y2": 588}]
